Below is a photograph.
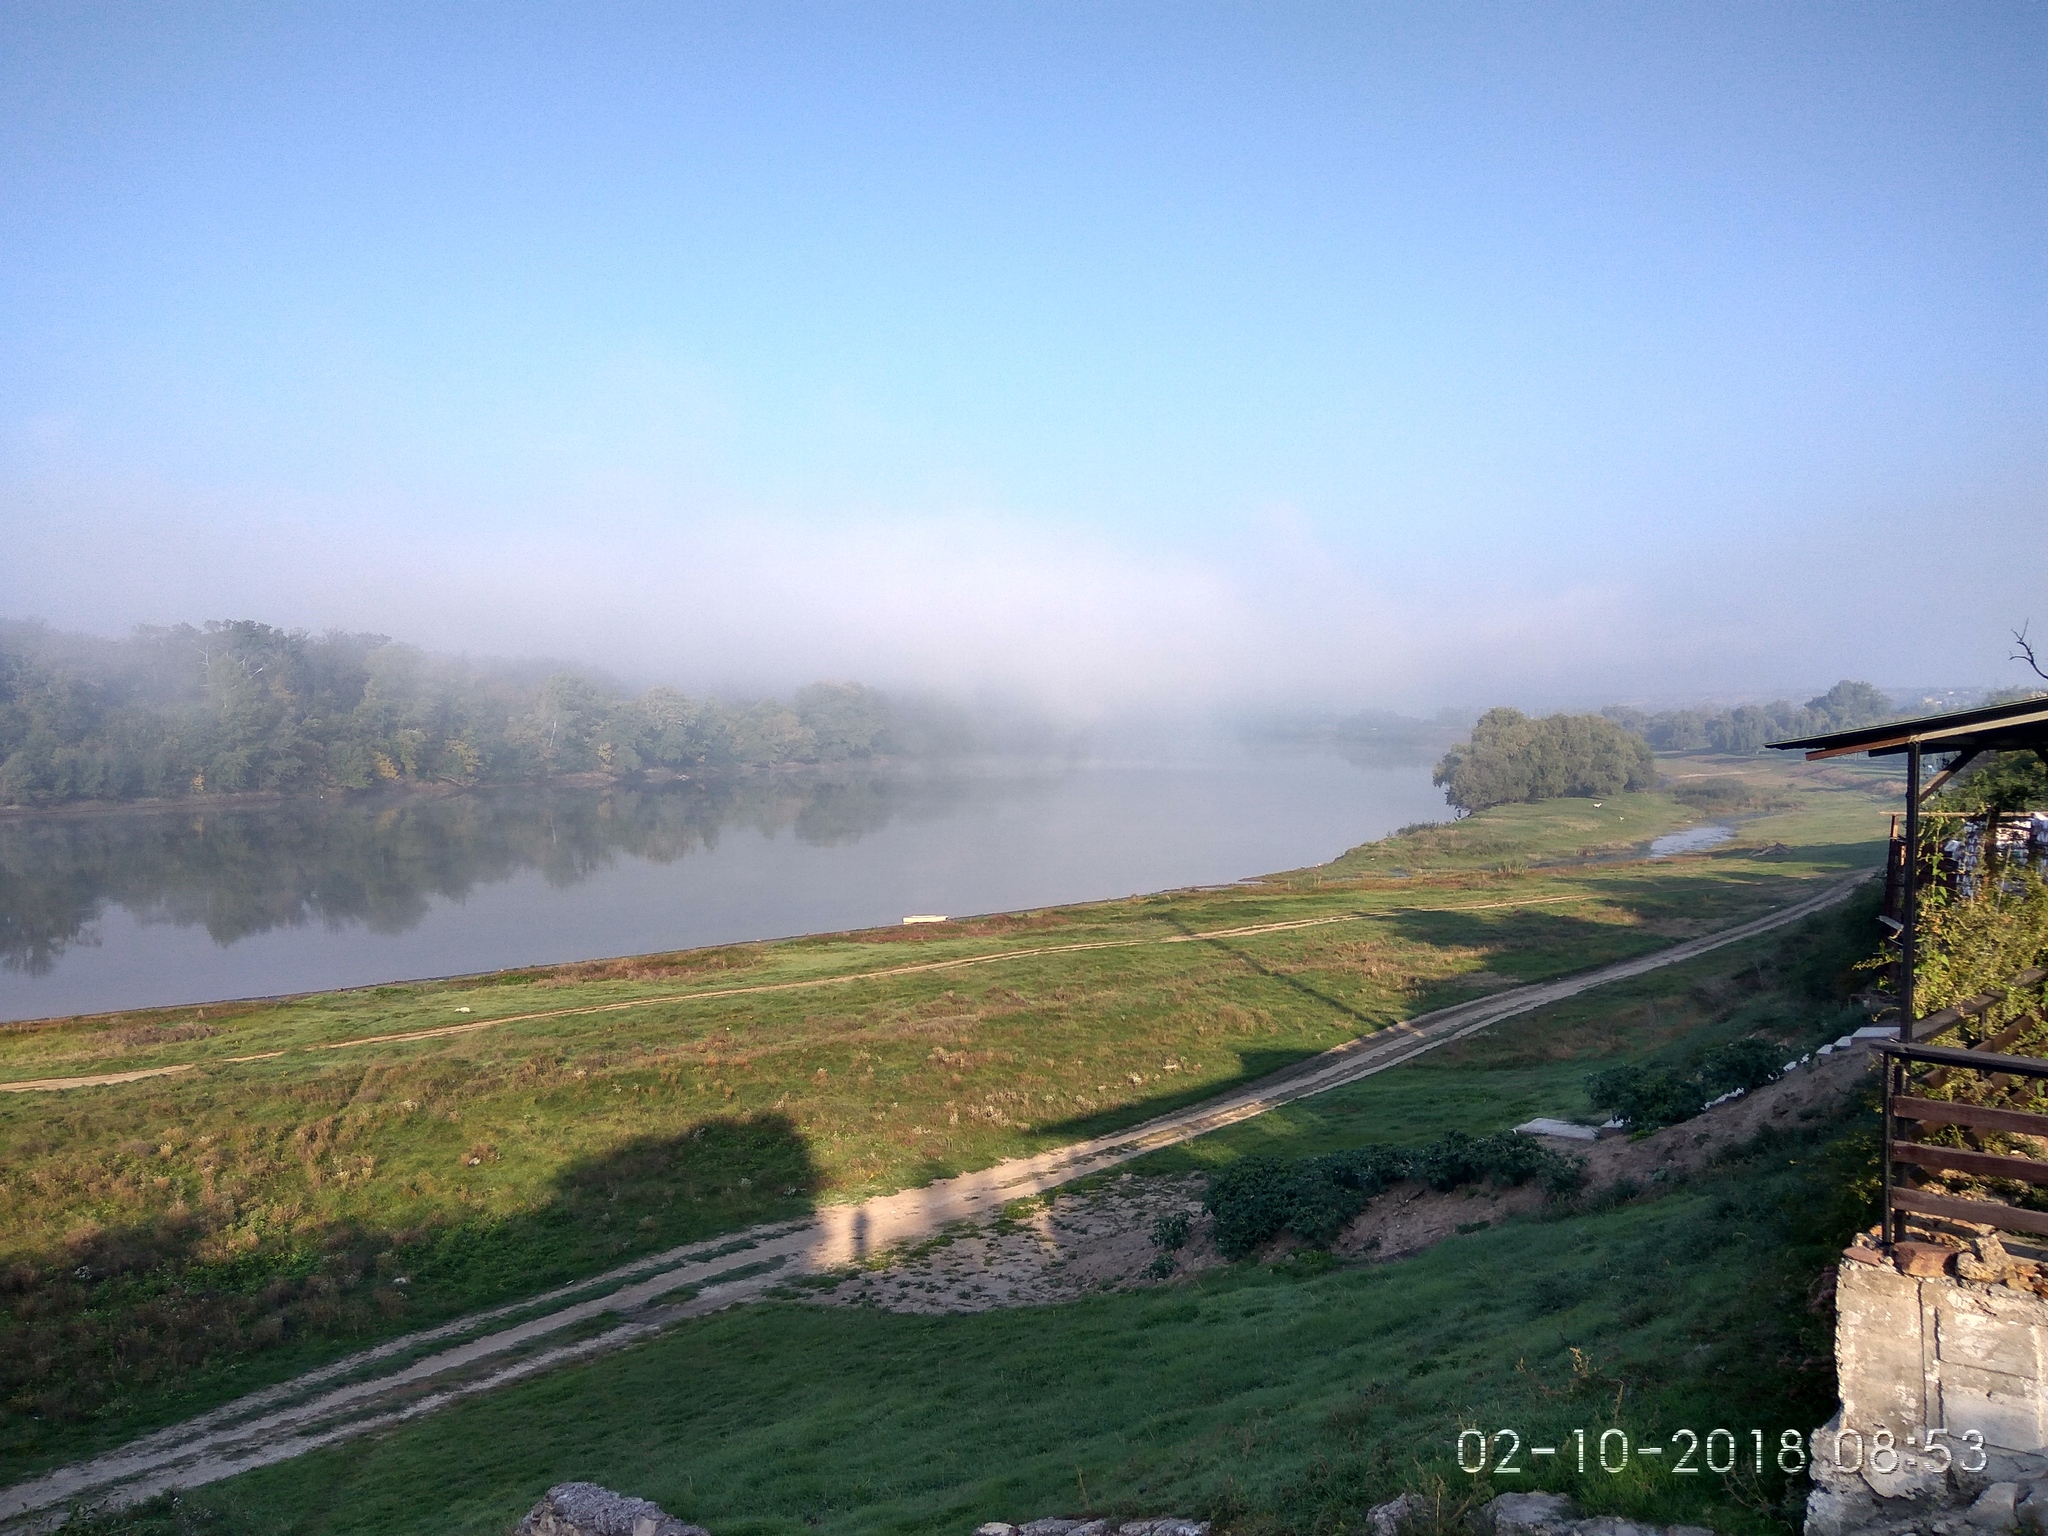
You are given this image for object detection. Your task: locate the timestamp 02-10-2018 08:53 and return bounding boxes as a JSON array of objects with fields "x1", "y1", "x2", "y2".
[{"x1": 1458, "y1": 1427, "x2": 1991, "y2": 1478}]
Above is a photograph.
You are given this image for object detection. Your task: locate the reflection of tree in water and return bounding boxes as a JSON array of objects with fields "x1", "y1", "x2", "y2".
[
  {"x1": 791, "y1": 776, "x2": 912, "y2": 846},
  {"x1": 0, "y1": 771, "x2": 1001, "y2": 973},
  {"x1": 0, "y1": 827, "x2": 110, "y2": 976}
]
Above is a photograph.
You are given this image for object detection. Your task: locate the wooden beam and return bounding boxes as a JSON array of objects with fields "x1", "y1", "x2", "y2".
[
  {"x1": 1909, "y1": 966, "x2": 2048, "y2": 1042},
  {"x1": 1916, "y1": 749, "x2": 1981, "y2": 803},
  {"x1": 1806, "y1": 739, "x2": 1900, "y2": 761},
  {"x1": 1884, "y1": 1040, "x2": 2048, "y2": 1077},
  {"x1": 1890, "y1": 1186, "x2": 2048, "y2": 1238},
  {"x1": 1795, "y1": 705, "x2": 2048, "y2": 761},
  {"x1": 1890, "y1": 1141, "x2": 2048, "y2": 1185},
  {"x1": 1890, "y1": 1095, "x2": 2048, "y2": 1138},
  {"x1": 1903, "y1": 741, "x2": 1921, "y2": 1028}
]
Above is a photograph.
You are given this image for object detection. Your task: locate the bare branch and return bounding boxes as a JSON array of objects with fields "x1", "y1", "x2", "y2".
[{"x1": 2014, "y1": 622, "x2": 2048, "y2": 682}]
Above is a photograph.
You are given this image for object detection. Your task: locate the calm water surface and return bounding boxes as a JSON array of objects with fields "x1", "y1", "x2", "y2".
[
  {"x1": 0, "y1": 749, "x2": 1447, "y2": 1021},
  {"x1": 1648, "y1": 823, "x2": 1736, "y2": 858}
]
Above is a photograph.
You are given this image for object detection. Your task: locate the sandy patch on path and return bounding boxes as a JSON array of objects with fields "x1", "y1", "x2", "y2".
[
  {"x1": 0, "y1": 1063, "x2": 196, "y2": 1092},
  {"x1": 813, "y1": 1044, "x2": 1883, "y2": 1309},
  {"x1": 809, "y1": 1175, "x2": 1226, "y2": 1312}
]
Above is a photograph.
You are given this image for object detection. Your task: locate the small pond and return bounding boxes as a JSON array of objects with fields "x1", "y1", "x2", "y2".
[{"x1": 1648, "y1": 823, "x2": 1736, "y2": 858}]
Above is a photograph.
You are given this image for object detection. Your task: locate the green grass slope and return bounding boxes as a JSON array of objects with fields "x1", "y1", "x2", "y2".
[{"x1": 82, "y1": 1097, "x2": 1876, "y2": 1536}]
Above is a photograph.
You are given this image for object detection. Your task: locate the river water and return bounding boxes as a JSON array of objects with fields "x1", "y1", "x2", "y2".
[{"x1": 0, "y1": 747, "x2": 1448, "y2": 1022}]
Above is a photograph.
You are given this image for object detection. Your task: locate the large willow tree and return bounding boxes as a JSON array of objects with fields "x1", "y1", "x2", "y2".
[{"x1": 1431, "y1": 707, "x2": 1658, "y2": 813}]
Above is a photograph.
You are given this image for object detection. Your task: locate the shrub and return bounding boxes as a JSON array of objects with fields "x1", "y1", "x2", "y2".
[
  {"x1": 1700, "y1": 1038, "x2": 1785, "y2": 1096},
  {"x1": 1202, "y1": 1133, "x2": 1584, "y2": 1259},
  {"x1": 1149, "y1": 1211, "x2": 1191, "y2": 1251},
  {"x1": 1913, "y1": 870, "x2": 2048, "y2": 1026},
  {"x1": 1584, "y1": 1066, "x2": 1703, "y2": 1131},
  {"x1": 1585, "y1": 1038, "x2": 1786, "y2": 1131},
  {"x1": 1205, "y1": 1157, "x2": 1326, "y2": 1258}
]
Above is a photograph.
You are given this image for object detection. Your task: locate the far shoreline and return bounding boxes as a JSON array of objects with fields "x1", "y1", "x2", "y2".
[{"x1": 0, "y1": 755, "x2": 1069, "y2": 825}]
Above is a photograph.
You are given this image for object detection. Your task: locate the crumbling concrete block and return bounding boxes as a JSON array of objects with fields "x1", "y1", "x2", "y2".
[{"x1": 1968, "y1": 1482, "x2": 2020, "y2": 1529}]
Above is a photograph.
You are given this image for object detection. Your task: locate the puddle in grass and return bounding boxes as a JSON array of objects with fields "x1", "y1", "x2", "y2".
[{"x1": 1648, "y1": 824, "x2": 1736, "y2": 858}]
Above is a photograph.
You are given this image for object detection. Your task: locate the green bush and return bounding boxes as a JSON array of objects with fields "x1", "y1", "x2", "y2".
[
  {"x1": 1149, "y1": 1212, "x2": 1191, "y2": 1251},
  {"x1": 1203, "y1": 1132, "x2": 1583, "y2": 1259},
  {"x1": 1585, "y1": 1038, "x2": 1786, "y2": 1131},
  {"x1": 1912, "y1": 870, "x2": 2048, "y2": 1024},
  {"x1": 1700, "y1": 1038, "x2": 1785, "y2": 1096},
  {"x1": 1584, "y1": 1067, "x2": 1706, "y2": 1131}
]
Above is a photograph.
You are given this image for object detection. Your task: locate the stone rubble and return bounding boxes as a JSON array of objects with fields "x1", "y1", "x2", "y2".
[
  {"x1": 1871, "y1": 1230, "x2": 2048, "y2": 1298},
  {"x1": 1843, "y1": 1228, "x2": 2048, "y2": 1298},
  {"x1": 516, "y1": 1482, "x2": 710, "y2": 1536},
  {"x1": 1806, "y1": 1476, "x2": 2048, "y2": 1536},
  {"x1": 1363, "y1": 1491, "x2": 1715, "y2": 1536},
  {"x1": 973, "y1": 1518, "x2": 1210, "y2": 1536}
]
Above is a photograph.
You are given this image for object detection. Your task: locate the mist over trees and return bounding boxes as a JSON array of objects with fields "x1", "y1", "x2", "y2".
[
  {"x1": 0, "y1": 620, "x2": 979, "y2": 808},
  {"x1": 1599, "y1": 680, "x2": 1897, "y2": 754},
  {"x1": 1430, "y1": 680, "x2": 1915, "y2": 814},
  {"x1": 1241, "y1": 707, "x2": 1465, "y2": 769},
  {"x1": 1432, "y1": 709, "x2": 1657, "y2": 813}
]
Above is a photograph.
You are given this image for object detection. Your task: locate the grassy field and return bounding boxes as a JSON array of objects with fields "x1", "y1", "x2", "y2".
[
  {"x1": 67, "y1": 896, "x2": 1885, "y2": 1536},
  {"x1": 1, "y1": 753, "x2": 1892, "y2": 1490}
]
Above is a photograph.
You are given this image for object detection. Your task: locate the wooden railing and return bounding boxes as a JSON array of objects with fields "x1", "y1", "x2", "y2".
[
  {"x1": 1881, "y1": 973, "x2": 2048, "y2": 1243},
  {"x1": 1906, "y1": 966, "x2": 2047, "y2": 1043}
]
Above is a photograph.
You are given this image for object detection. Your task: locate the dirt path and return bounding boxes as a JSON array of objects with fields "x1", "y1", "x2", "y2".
[
  {"x1": 0, "y1": 1064, "x2": 195, "y2": 1093},
  {"x1": 0, "y1": 871, "x2": 1874, "y2": 1530}
]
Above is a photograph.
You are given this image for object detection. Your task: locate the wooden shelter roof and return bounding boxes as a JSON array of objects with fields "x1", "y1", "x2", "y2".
[{"x1": 1768, "y1": 695, "x2": 2048, "y2": 761}]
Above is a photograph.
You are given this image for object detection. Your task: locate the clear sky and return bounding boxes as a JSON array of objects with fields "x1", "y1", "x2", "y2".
[{"x1": 2, "y1": 3, "x2": 2042, "y2": 713}]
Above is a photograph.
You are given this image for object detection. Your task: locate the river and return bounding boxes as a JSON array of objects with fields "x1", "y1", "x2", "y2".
[{"x1": 0, "y1": 746, "x2": 1448, "y2": 1022}]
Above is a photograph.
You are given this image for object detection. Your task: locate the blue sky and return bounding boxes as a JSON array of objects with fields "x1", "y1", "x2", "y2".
[{"x1": 2, "y1": 3, "x2": 2042, "y2": 711}]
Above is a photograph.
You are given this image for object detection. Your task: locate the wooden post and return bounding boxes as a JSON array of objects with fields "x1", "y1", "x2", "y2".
[
  {"x1": 1882, "y1": 1051, "x2": 1898, "y2": 1246},
  {"x1": 1901, "y1": 741, "x2": 1921, "y2": 1034}
]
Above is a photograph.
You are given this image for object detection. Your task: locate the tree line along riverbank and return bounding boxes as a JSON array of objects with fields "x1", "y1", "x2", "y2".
[{"x1": 0, "y1": 619, "x2": 1006, "y2": 809}]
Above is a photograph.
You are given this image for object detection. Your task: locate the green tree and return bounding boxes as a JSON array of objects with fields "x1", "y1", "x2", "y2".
[
  {"x1": 1709, "y1": 705, "x2": 1773, "y2": 754},
  {"x1": 793, "y1": 682, "x2": 893, "y2": 760},
  {"x1": 1805, "y1": 678, "x2": 1895, "y2": 730},
  {"x1": 1431, "y1": 708, "x2": 1657, "y2": 813}
]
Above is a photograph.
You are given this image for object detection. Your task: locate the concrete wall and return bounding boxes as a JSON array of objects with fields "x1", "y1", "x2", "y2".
[{"x1": 1808, "y1": 1258, "x2": 2048, "y2": 1533}]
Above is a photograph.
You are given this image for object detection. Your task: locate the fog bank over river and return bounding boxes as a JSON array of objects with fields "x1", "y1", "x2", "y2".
[{"x1": 0, "y1": 746, "x2": 1448, "y2": 1023}]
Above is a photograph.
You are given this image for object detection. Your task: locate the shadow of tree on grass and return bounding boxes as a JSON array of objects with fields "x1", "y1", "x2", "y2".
[{"x1": 0, "y1": 1115, "x2": 820, "y2": 1479}]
